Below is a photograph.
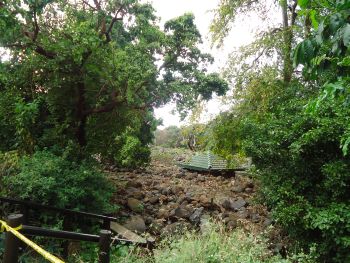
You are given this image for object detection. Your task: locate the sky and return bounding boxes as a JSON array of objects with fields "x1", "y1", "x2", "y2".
[{"x1": 149, "y1": 0, "x2": 266, "y2": 129}]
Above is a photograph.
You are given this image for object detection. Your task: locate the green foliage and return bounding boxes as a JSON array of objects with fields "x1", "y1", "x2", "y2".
[
  {"x1": 3, "y1": 150, "x2": 115, "y2": 213},
  {"x1": 114, "y1": 129, "x2": 151, "y2": 168},
  {"x1": 241, "y1": 93, "x2": 350, "y2": 261},
  {"x1": 294, "y1": 0, "x2": 350, "y2": 154},
  {"x1": 0, "y1": 0, "x2": 228, "y2": 166},
  {"x1": 73, "y1": 224, "x2": 309, "y2": 263}
]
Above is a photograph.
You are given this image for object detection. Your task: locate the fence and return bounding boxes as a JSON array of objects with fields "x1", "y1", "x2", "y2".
[{"x1": 0, "y1": 197, "x2": 130, "y2": 263}]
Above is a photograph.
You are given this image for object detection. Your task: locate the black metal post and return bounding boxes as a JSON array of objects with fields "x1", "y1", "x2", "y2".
[
  {"x1": 98, "y1": 230, "x2": 111, "y2": 263},
  {"x1": 103, "y1": 219, "x2": 111, "y2": 230},
  {"x1": 4, "y1": 214, "x2": 23, "y2": 263}
]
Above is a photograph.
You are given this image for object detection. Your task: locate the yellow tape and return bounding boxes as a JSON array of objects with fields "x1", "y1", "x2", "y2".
[{"x1": 0, "y1": 220, "x2": 65, "y2": 263}]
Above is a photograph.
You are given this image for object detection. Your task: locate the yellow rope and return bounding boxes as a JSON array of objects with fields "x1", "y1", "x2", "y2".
[{"x1": 0, "y1": 220, "x2": 65, "y2": 263}]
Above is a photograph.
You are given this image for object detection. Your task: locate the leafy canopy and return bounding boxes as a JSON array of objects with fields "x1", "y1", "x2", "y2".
[{"x1": 0, "y1": 0, "x2": 228, "y2": 164}]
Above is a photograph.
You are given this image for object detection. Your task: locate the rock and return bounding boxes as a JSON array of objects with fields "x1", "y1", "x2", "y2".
[
  {"x1": 127, "y1": 198, "x2": 143, "y2": 212},
  {"x1": 185, "y1": 192, "x2": 193, "y2": 201},
  {"x1": 161, "y1": 222, "x2": 190, "y2": 236},
  {"x1": 236, "y1": 210, "x2": 249, "y2": 219},
  {"x1": 226, "y1": 220, "x2": 237, "y2": 229},
  {"x1": 198, "y1": 195, "x2": 210, "y2": 205},
  {"x1": 251, "y1": 213, "x2": 260, "y2": 223},
  {"x1": 263, "y1": 218, "x2": 273, "y2": 227},
  {"x1": 186, "y1": 173, "x2": 195, "y2": 180},
  {"x1": 126, "y1": 187, "x2": 144, "y2": 199},
  {"x1": 157, "y1": 208, "x2": 170, "y2": 219},
  {"x1": 174, "y1": 207, "x2": 191, "y2": 219},
  {"x1": 123, "y1": 216, "x2": 146, "y2": 233},
  {"x1": 231, "y1": 199, "x2": 247, "y2": 211},
  {"x1": 222, "y1": 199, "x2": 232, "y2": 210},
  {"x1": 149, "y1": 219, "x2": 164, "y2": 234},
  {"x1": 127, "y1": 180, "x2": 142, "y2": 188},
  {"x1": 198, "y1": 175, "x2": 205, "y2": 182},
  {"x1": 172, "y1": 185, "x2": 184, "y2": 195},
  {"x1": 244, "y1": 187, "x2": 253, "y2": 193},
  {"x1": 232, "y1": 186, "x2": 244, "y2": 193},
  {"x1": 159, "y1": 195, "x2": 168, "y2": 204},
  {"x1": 149, "y1": 196, "x2": 159, "y2": 204},
  {"x1": 189, "y1": 207, "x2": 204, "y2": 224},
  {"x1": 145, "y1": 217, "x2": 153, "y2": 225},
  {"x1": 161, "y1": 187, "x2": 172, "y2": 196}
]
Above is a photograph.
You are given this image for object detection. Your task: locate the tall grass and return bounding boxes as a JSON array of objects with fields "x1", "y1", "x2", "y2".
[{"x1": 110, "y1": 223, "x2": 316, "y2": 263}]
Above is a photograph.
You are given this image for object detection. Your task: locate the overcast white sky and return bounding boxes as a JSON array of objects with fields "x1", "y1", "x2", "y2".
[{"x1": 150, "y1": 0, "x2": 268, "y2": 129}]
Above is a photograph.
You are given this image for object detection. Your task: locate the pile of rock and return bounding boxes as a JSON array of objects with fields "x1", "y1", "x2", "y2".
[{"x1": 110, "y1": 164, "x2": 271, "y2": 237}]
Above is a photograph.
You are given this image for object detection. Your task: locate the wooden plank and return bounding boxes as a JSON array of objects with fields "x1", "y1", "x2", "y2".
[{"x1": 110, "y1": 222, "x2": 148, "y2": 244}]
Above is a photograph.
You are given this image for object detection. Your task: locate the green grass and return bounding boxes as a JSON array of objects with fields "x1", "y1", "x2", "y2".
[{"x1": 109, "y1": 223, "x2": 316, "y2": 263}]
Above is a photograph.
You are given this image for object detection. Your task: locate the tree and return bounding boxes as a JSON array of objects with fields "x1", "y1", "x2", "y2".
[
  {"x1": 210, "y1": 0, "x2": 299, "y2": 85},
  {"x1": 293, "y1": 0, "x2": 350, "y2": 155},
  {"x1": 0, "y1": 0, "x2": 228, "y2": 162}
]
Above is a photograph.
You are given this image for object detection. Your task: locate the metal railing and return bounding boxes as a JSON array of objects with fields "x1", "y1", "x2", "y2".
[{"x1": 0, "y1": 197, "x2": 128, "y2": 263}]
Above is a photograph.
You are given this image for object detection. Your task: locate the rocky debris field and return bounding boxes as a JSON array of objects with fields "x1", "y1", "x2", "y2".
[{"x1": 106, "y1": 149, "x2": 274, "y2": 242}]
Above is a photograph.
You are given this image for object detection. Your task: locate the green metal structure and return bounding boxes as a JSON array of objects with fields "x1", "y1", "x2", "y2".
[{"x1": 178, "y1": 151, "x2": 245, "y2": 172}]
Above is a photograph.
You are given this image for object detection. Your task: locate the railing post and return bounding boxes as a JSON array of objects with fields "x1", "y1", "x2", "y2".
[
  {"x1": 103, "y1": 219, "x2": 110, "y2": 230},
  {"x1": 4, "y1": 214, "x2": 23, "y2": 263},
  {"x1": 98, "y1": 230, "x2": 111, "y2": 263},
  {"x1": 61, "y1": 214, "x2": 72, "y2": 259}
]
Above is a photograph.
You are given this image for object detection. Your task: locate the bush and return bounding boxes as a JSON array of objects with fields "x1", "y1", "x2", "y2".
[
  {"x1": 106, "y1": 223, "x2": 315, "y2": 263},
  {"x1": 3, "y1": 150, "x2": 116, "y2": 213},
  {"x1": 242, "y1": 96, "x2": 350, "y2": 261}
]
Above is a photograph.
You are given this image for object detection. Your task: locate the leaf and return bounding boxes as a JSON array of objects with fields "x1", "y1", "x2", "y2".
[
  {"x1": 293, "y1": 42, "x2": 304, "y2": 67},
  {"x1": 316, "y1": 21, "x2": 325, "y2": 44},
  {"x1": 337, "y1": 56, "x2": 350, "y2": 66},
  {"x1": 309, "y1": 10, "x2": 319, "y2": 29},
  {"x1": 329, "y1": 13, "x2": 345, "y2": 33},
  {"x1": 341, "y1": 136, "x2": 350, "y2": 155},
  {"x1": 343, "y1": 24, "x2": 350, "y2": 47},
  {"x1": 298, "y1": 0, "x2": 309, "y2": 8}
]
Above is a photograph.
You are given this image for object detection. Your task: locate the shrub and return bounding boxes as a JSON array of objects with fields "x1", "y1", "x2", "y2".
[
  {"x1": 242, "y1": 97, "x2": 350, "y2": 261},
  {"x1": 3, "y1": 150, "x2": 116, "y2": 213},
  {"x1": 107, "y1": 224, "x2": 315, "y2": 263}
]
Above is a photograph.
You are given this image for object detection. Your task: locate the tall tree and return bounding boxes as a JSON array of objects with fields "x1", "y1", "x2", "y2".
[{"x1": 0, "y1": 0, "x2": 228, "y2": 162}]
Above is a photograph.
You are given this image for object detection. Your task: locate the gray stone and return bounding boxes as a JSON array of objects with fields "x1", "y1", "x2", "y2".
[
  {"x1": 232, "y1": 186, "x2": 244, "y2": 193},
  {"x1": 244, "y1": 187, "x2": 253, "y2": 193},
  {"x1": 251, "y1": 213, "x2": 261, "y2": 223},
  {"x1": 231, "y1": 199, "x2": 247, "y2": 211},
  {"x1": 222, "y1": 199, "x2": 232, "y2": 210},
  {"x1": 189, "y1": 207, "x2": 204, "y2": 224},
  {"x1": 174, "y1": 207, "x2": 191, "y2": 219},
  {"x1": 149, "y1": 196, "x2": 159, "y2": 204},
  {"x1": 124, "y1": 216, "x2": 146, "y2": 233},
  {"x1": 236, "y1": 210, "x2": 249, "y2": 219},
  {"x1": 226, "y1": 220, "x2": 237, "y2": 229},
  {"x1": 263, "y1": 218, "x2": 273, "y2": 227}
]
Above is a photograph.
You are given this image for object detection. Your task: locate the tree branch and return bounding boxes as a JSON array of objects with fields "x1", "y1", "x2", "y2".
[{"x1": 105, "y1": 6, "x2": 125, "y2": 42}]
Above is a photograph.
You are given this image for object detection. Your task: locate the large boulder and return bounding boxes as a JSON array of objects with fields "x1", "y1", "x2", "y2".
[
  {"x1": 123, "y1": 216, "x2": 146, "y2": 233},
  {"x1": 127, "y1": 198, "x2": 143, "y2": 212}
]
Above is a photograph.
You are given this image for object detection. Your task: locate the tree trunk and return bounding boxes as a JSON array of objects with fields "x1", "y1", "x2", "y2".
[{"x1": 281, "y1": 0, "x2": 293, "y2": 84}]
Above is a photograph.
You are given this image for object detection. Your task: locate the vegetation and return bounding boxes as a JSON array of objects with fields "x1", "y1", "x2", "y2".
[
  {"x1": 0, "y1": 0, "x2": 227, "y2": 164},
  {"x1": 204, "y1": 0, "x2": 350, "y2": 261},
  {"x1": 1, "y1": 0, "x2": 350, "y2": 262},
  {"x1": 72, "y1": 223, "x2": 314, "y2": 263}
]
